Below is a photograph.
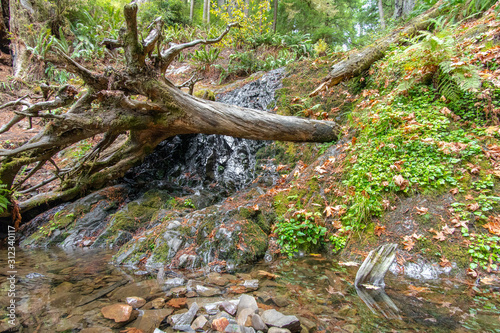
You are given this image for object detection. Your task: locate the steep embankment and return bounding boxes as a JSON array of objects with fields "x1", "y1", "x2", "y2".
[{"x1": 265, "y1": 6, "x2": 500, "y2": 277}]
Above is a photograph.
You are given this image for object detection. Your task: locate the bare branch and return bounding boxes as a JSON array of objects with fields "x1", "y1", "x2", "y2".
[
  {"x1": 56, "y1": 50, "x2": 109, "y2": 89},
  {"x1": 143, "y1": 17, "x2": 164, "y2": 56},
  {"x1": 177, "y1": 75, "x2": 203, "y2": 95},
  {"x1": 161, "y1": 23, "x2": 239, "y2": 70},
  {"x1": 13, "y1": 160, "x2": 47, "y2": 191}
]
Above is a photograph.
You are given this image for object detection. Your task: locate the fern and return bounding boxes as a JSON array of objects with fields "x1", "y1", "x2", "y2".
[{"x1": 0, "y1": 183, "x2": 10, "y2": 214}]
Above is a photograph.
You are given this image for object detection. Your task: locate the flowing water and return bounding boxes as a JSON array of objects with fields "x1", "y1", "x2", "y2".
[{"x1": 1, "y1": 247, "x2": 499, "y2": 332}]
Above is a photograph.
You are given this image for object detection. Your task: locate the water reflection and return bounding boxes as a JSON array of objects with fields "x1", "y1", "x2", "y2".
[
  {"x1": 356, "y1": 287, "x2": 402, "y2": 320},
  {"x1": 0, "y1": 248, "x2": 499, "y2": 332}
]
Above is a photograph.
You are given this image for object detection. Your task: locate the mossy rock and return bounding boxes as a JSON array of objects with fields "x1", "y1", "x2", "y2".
[{"x1": 194, "y1": 89, "x2": 216, "y2": 101}]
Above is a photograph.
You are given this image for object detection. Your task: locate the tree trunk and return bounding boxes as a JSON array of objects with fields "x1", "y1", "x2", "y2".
[
  {"x1": 9, "y1": 0, "x2": 32, "y2": 78},
  {"x1": 190, "y1": 0, "x2": 195, "y2": 21},
  {"x1": 245, "y1": 0, "x2": 249, "y2": 17},
  {"x1": 378, "y1": 0, "x2": 385, "y2": 29},
  {"x1": 393, "y1": 0, "x2": 416, "y2": 20},
  {"x1": 311, "y1": 0, "x2": 442, "y2": 96},
  {"x1": 272, "y1": 0, "x2": 278, "y2": 33},
  {"x1": 0, "y1": 5, "x2": 340, "y2": 218}
]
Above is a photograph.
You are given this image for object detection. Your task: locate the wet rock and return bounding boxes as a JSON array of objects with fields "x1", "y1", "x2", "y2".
[
  {"x1": 101, "y1": 303, "x2": 134, "y2": 323},
  {"x1": 254, "y1": 292, "x2": 272, "y2": 305},
  {"x1": 237, "y1": 308, "x2": 257, "y2": 326},
  {"x1": 271, "y1": 296, "x2": 290, "y2": 308},
  {"x1": 251, "y1": 314, "x2": 268, "y2": 331},
  {"x1": 238, "y1": 294, "x2": 259, "y2": 314},
  {"x1": 208, "y1": 272, "x2": 231, "y2": 286},
  {"x1": 169, "y1": 302, "x2": 199, "y2": 330},
  {"x1": 191, "y1": 315, "x2": 208, "y2": 330},
  {"x1": 186, "y1": 291, "x2": 198, "y2": 298},
  {"x1": 49, "y1": 292, "x2": 82, "y2": 308},
  {"x1": 165, "y1": 277, "x2": 185, "y2": 289},
  {"x1": 196, "y1": 284, "x2": 222, "y2": 297},
  {"x1": 225, "y1": 324, "x2": 256, "y2": 333},
  {"x1": 268, "y1": 328, "x2": 291, "y2": 333},
  {"x1": 111, "y1": 281, "x2": 154, "y2": 302},
  {"x1": 241, "y1": 280, "x2": 259, "y2": 290},
  {"x1": 261, "y1": 310, "x2": 301, "y2": 332},
  {"x1": 297, "y1": 317, "x2": 316, "y2": 332},
  {"x1": 167, "y1": 297, "x2": 188, "y2": 309},
  {"x1": 126, "y1": 296, "x2": 147, "y2": 308},
  {"x1": 53, "y1": 281, "x2": 73, "y2": 294},
  {"x1": 214, "y1": 311, "x2": 236, "y2": 320},
  {"x1": 228, "y1": 285, "x2": 248, "y2": 294},
  {"x1": 151, "y1": 297, "x2": 166, "y2": 309},
  {"x1": 131, "y1": 308, "x2": 174, "y2": 332},
  {"x1": 219, "y1": 300, "x2": 238, "y2": 316},
  {"x1": 213, "y1": 317, "x2": 230, "y2": 332},
  {"x1": 26, "y1": 272, "x2": 45, "y2": 279},
  {"x1": 171, "y1": 286, "x2": 188, "y2": 296}
]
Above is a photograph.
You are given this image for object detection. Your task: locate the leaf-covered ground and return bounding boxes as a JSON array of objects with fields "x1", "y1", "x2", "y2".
[{"x1": 262, "y1": 6, "x2": 500, "y2": 276}]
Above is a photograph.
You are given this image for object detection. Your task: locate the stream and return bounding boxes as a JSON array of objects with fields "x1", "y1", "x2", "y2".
[{"x1": 1, "y1": 247, "x2": 499, "y2": 332}]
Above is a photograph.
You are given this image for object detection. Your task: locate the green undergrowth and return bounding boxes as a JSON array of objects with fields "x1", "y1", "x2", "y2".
[{"x1": 268, "y1": 10, "x2": 500, "y2": 271}]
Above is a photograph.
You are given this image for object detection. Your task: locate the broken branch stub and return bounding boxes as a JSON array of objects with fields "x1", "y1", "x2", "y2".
[{"x1": 355, "y1": 243, "x2": 398, "y2": 288}]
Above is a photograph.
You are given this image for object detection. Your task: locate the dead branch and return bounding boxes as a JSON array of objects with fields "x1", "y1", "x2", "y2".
[{"x1": 161, "y1": 23, "x2": 239, "y2": 70}]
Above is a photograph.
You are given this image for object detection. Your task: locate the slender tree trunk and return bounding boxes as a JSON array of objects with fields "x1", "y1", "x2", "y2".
[
  {"x1": 393, "y1": 0, "x2": 415, "y2": 19},
  {"x1": 378, "y1": 0, "x2": 385, "y2": 29},
  {"x1": 272, "y1": 0, "x2": 278, "y2": 33},
  {"x1": 190, "y1": 0, "x2": 195, "y2": 21},
  {"x1": 9, "y1": 0, "x2": 32, "y2": 78},
  {"x1": 245, "y1": 0, "x2": 249, "y2": 17}
]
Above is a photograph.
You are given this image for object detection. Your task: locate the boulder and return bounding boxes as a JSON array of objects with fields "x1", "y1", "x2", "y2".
[
  {"x1": 101, "y1": 304, "x2": 134, "y2": 323},
  {"x1": 237, "y1": 295, "x2": 258, "y2": 314},
  {"x1": 126, "y1": 296, "x2": 147, "y2": 309},
  {"x1": 261, "y1": 310, "x2": 301, "y2": 332}
]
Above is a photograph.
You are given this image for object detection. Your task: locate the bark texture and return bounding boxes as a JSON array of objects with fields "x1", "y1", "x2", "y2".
[
  {"x1": 0, "y1": 2, "x2": 340, "y2": 218},
  {"x1": 310, "y1": 0, "x2": 443, "y2": 96}
]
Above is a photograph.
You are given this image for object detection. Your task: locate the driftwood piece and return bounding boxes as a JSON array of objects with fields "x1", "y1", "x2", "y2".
[
  {"x1": 355, "y1": 243, "x2": 397, "y2": 288},
  {"x1": 310, "y1": 0, "x2": 443, "y2": 97}
]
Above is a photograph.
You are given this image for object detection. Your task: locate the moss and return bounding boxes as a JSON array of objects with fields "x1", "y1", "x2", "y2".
[
  {"x1": 151, "y1": 241, "x2": 171, "y2": 263},
  {"x1": 194, "y1": 89, "x2": 216, "y2": 101}
]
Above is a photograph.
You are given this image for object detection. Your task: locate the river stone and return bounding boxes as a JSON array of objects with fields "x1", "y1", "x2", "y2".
[
  {"x1": 261, "y1": 310, "x2": 301, "y2": 332},
  {"x1": 272, "y1": 296, "x2": 290, "y2": 307},
  {"x1": 126, "y1": 296, "x2": 147, "y2": 308},
  {"x1": 164, "y1": 277, "x2": 186, "y2": 289},
  {"x1": 251, "y1": 314, "x2": 268, "y2": 331},
  {"x1": 191, "y1": 315, "x2": 208, "y2": 330},
  {"x1": 237, "y1": 308, "x2": 257, "y2": 326},
  {"x1": 213, "y1": 317, "x2": 230, "y2": 332},
  {"x1": 101, "y1": 303, "x2": 133, "y2": 323},
  {"x1": 167, "y1": 297, "x2": 188, "y2": 309},
  {"x1": 296, "y1": 317, "x2": 316, "y2": 332},
  {"x1": 170, "y1": 302, "x2": 199, "y2": 330},
  {"x1": 151, "y1": 297, "x2": 166, "y2": 309},
  {"x1": 196, "y1": 284, "x2": 221, "y2": 297},
  {"x1": 208, "y1": 272, "x2": 231, "y2": 286},
  {"x1": 241, "y1": 280, "x2": 259, "y2": 290},
  {"x1": 220, "y1": 300, "x2": 238, "y2": 316},
  {"x1": 225, "y1": 324, "x2": 256, "y2": 333},
  {"x1": 131, "y1": 308, "x2": 174, "y2": 332},
  {"x1": 238, "y1": 294, "x2": 258, "y2": 314},
  {"x1": 268, "y1": 328, "x2": 291, "y2": 333},
  {"x1": 53, "y1": 281, "x2": 74, "y2": 294},
  {"x1": 171, "y1": 286, "x2": 188, "y2": 296}
]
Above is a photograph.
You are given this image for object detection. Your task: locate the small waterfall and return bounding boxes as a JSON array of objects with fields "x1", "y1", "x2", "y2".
[{"x1": 124, "y1": 68, "x2": 285, "y2": 199}]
